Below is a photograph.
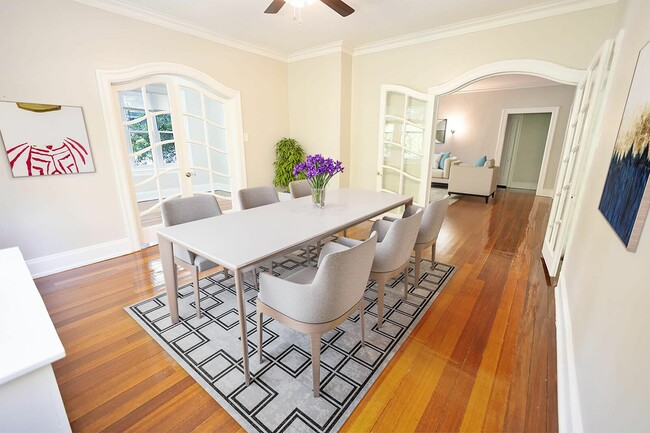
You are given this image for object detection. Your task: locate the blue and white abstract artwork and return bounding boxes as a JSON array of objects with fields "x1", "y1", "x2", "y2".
[{"x1": 599, "y1": 41, "x2": 650, "y2": 252}]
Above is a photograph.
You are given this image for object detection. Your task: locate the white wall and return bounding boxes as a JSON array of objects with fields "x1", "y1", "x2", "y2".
[
  {"x1": 348, "y1": 6, "x2": 617, "y2": 191},
  {"x1": 0, "y1": 0, "x2": 289, "y2": 265},
  {"x1": 559, "y1": 0, "x2": 650, "y2": 431},
  {"x1": 437, "y1": 84, "x2": 575, "y2": 190}
]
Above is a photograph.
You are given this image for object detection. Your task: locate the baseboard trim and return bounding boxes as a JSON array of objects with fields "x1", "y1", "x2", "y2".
[
  {"x1": 555, "y1": 274, "x2": 584, "y2": 433},
  {"x1": 26, "y1": 238, "x2": 134, "y2": 278}
]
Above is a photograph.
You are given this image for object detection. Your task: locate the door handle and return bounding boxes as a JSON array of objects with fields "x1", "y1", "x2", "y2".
[
  {"x1": 185, "y1": 170, "x2": 196, "y2": 177},
  {"x1": 377, "y1": 171, "x2": 382, "y2": 176}
]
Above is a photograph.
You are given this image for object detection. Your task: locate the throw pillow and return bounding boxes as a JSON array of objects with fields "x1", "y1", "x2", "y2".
[
  {"x1": 475, "y1": 155, "x2": 487, "y2": 167},
  {"x1": 439, "y1": 152, "x2": 451, "y2": 169}
]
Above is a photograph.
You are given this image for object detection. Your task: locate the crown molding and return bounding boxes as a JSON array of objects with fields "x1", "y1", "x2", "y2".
[
  {"x1": 455, "y1": 81, "x2": 564, "y2": 94},
  {"x1": 353, "y1": 0, "x2": 618, "y2": 56},
  {"x1": 288, "y1": 41, "x2": 353, "y2": 63},
  {"x1": 72, "y1": 0, "x2": 288, "y2": 62}
]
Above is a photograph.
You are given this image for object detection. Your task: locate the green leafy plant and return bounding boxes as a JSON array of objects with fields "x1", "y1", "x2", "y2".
[{"x1": 273, "y1": 138, "x2": 306, "y2": 191}]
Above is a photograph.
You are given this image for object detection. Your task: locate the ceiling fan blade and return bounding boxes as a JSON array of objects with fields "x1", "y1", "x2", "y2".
[
  {"x1": 265, "y1": 0, "x2": 286, "y2": 14},
  {"x1": 320, "y1": 0, "x2": 355, "y2": 17}
]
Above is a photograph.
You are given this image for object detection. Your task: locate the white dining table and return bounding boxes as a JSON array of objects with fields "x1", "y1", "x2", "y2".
[{"x1": 157, "y1": 188, "x2": 412, "y2": 385}]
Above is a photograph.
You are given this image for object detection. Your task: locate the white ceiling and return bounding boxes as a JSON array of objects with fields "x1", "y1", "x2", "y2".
[
  {"x1": 77, "y1": 0, "x2": 612, "y2": 58},
  {"x1": 459, "y1": 74, "x2": 565, "y2": 93}
]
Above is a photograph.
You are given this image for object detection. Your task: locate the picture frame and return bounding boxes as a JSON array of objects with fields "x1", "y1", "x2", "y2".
[
  {"x1": 598, "y1": 41, "x2": 650, "y2": 252},
  {"x1": 435, "y1": 118, "x2": 447, "y2": 144}
]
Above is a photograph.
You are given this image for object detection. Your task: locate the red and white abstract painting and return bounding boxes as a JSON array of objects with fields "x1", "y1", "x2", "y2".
[{"x1": 0, "y1": 101, "x2": 95, "y2": 177}]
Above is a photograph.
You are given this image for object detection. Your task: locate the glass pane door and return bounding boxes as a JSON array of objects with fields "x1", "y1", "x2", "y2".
[
  {"x1": 378, "y1": 86, "x2": 432, "y2": 207},
  {"x1": 118, "y1": 83, "x2": 181, "y2": 245},
  {"x1": 180, "y1": 86, "x2": 233, "y2": 211}
]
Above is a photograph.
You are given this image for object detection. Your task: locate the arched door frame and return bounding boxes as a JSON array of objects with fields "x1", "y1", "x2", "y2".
[
  {"x1": 426, "y1": 59, "x2": 585, "y2": 203},
  {"x1": 97, "y1": 62, "x2": 247, "y2": 250}
]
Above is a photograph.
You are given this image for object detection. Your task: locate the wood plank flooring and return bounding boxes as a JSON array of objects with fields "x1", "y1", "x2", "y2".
[{"x1": 35, "y1": 188, "x2": 557, "y2": 432}]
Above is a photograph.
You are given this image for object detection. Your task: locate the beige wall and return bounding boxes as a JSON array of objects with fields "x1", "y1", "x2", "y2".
[
  {"x1": 349, "y1": 6, "x2": 617, "y2": 191},
  {"x1": 561, "y1": 0, "x2": 650, "y2": 431},
  {"x1": 437, "y1": 84, "x2": 576, "y2": 191},
  {"x1": 0, "y1": 0, "x2": 289, "y2": 260},
  {"x1": 288, "y1": 52, "x2": 352, "y2": 188}
]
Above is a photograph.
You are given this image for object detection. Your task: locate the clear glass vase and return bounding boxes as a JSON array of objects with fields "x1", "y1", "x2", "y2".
[{"x1": 311, "y1": 187, "x2": 326, "y2": 208}]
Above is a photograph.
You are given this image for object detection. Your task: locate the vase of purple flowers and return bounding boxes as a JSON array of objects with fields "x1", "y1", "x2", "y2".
[{"x1": 293, "y1": 154, "x2": 344, "y2": 208}]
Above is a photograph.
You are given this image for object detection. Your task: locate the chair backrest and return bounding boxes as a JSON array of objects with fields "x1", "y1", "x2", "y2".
[
  {"x1": 308, "y1": 232, "x2": 378, "y2": 323},
  {"x1": 161, "y1": 195, "x2": 222, "y2": 227},
  {"x1": 373, "y1": 208, "x2": 423, "y2": 272},
  {"x1": 238, "y1": 186, "x2": 279, "y2": 210},
  {"x1": 161, "y1": 195, "x2": 222, "y2": 265},
  {"x1": 404, "y1": 196, "x2": 449, "y2": 245},
  {"x1": 289, "y1": 179, "x2": 311, "y2": 199}
]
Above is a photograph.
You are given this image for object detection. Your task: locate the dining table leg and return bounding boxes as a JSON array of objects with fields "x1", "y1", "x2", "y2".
[
  {"x1": 159, "y1": 236, "x2": 179, "y2": 324},
  {"x1": 234, "y1": 269, "x2": 251, "y2": 385}
]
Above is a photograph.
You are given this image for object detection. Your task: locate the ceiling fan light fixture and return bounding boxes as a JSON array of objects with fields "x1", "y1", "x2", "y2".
[{"x1": 286, "y1": 0, "x2": 316, "y2": 8}]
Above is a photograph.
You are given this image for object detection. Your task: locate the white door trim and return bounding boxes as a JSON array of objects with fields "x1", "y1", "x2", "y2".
[
  {"x1": 494, "y1": 107, "x2": 560, "y2": 196},
  {"x1": 96, "y1": 62, "x2": 247, "y2": 250}
]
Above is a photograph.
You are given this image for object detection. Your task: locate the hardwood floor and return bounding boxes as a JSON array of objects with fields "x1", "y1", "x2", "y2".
[{"x1": 35, "y1": 188, "x2": 557, "y2": 432}]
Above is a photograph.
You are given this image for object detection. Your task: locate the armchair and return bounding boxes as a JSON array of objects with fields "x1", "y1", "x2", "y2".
[
  {"x1": 448, "y1": 161, "x2": 499, "y2": 203},
  {"x1": 256, "y1": 234, "x2": 378, "y2": 397}
]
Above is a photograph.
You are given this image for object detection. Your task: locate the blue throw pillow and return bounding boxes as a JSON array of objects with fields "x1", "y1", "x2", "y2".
[
  {"x1": 439, "y1": 152, "x2": 451, "y2": 169},
  {"x1": 475, "y1": 155, "x2": 487, "y2": 167}
]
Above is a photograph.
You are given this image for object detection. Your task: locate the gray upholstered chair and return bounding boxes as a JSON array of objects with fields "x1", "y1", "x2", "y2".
[
  {"x1": 237, "y1": 185, "x2": 279, "y2": 210},
  {"x1": 289, "y1": 179, "x2": 311, "y2": 199},
  {"x1": 256, "y1": 233, "x2": 377, "y2": 397},
  {"x1": 237, "y1": 185, "x2": 280, "y2": 276},
  {"x1": 337, "y1": 209, "x2": 423, "y2": 327},
  {"x1": 161, "y1": 195, "x2": 223, "y2": 318},
  {"x1": 378, "y1": 196, "x2": 450, "y2": 287}
]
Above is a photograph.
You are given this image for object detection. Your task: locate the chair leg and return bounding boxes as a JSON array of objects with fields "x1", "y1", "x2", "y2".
[
  {"x1": 414, "y1": 248, "x2": 422, "y2": 289},
  {"x1": 403, "y1": 266, "x2": 409, "y2": 300},
  {"x1": 377, "y1": 277, "x2": 386, "y2": 328},
  {"x1": 360, "y1": 300, "x2": 365, "y2": 347},
  {"x1": 431, "y1": 242, "x2": 437, "y2": 270},
  {"x1": 192, "y1": 267, "x2": 201, "y2": 319},
  {"x1": 222, "y1": 268, "x2": 230, "y2": 279},
  {"x1": 310, "y1": 333, "x2": 322, "y2": 397},
  {"x1": 257, "y1": 310, "x2": 264, "y2": 363}
]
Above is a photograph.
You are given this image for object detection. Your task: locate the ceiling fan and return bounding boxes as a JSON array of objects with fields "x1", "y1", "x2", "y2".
[{"x1": 264, "y1": 0, "x2": 355, "y2": 17}]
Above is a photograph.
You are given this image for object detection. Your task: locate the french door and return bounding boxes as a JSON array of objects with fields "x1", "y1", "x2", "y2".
[
  {"x1": 377, "y1": 85, "x2": 434, "y2": 208},
  {"x1": 114, "y1": 76, "x2": 243, "y2": 246},
  {"x1": 542, "y1": 39, "x2": 616, "y2": 277}
]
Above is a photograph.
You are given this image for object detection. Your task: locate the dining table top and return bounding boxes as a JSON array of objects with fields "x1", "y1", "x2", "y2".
[{"x1": 157, "y1": 188, "x2": 412, "y2": 271}]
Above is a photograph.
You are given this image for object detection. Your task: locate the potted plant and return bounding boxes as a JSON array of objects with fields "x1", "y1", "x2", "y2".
[{"x1": 273, "y1": 138, "x2": 306, "y2": 200}]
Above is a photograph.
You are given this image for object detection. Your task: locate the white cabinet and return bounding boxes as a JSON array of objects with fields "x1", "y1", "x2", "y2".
[{"x1": 0, "y1": 247, "x2": 71, "y2": 432}]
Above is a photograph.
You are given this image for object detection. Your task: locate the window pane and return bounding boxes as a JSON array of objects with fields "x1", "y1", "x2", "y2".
[
  {"x1": 384, "y1": 119, "x2": 403, "y2": 144},
  {"x1": 207, "y1": 124, "x2": 228, "y2": 151},
  {"x1": 382, "y1": 168, "x2": 400, "y2": 193},
  {"x1": 213, "y1": 174, "x2": 231, "y2": 192},
  {"x1": 128, "y1": 119, "x2": 148, "y2": 131},
  {"x1": 210, "y1": 149, "x2": 229, "y2": 175},
  {"x1": 155, "y1": 113, "x2": 173, "y2": 132},
  {"x1": 161, "y1": 142, "x2": 177, "y2": 165},
  {"x1": 191, "y1": 169, "x2": 211, "y2": 194},
  {"x1": 205, "y1": 97, "x2": 225, "y2": 126},
  {"x1": 386, "y1": 92, "x2": 405, "y2": 118},
  {"x1": 403, "y1": 151, "x2": 422, "y2": 178},
  {"x1": 131, "y1": 149, "x2": 153, "y2": 167},
  {"x1": 406, "y1": 97, "x2": 426, "y2": 126},
  {"x1": 146, "y1": 84, "x2": 169, "y2": 112},
  {"x1": 404, "y1": 124, "x2": 424, "y2": 154},
  {"x1": 383, "y1": 143, "x2": 402, "y2": 170},
  {"x1": 185, "y1": 116, "x2": 205, "y2": 143},
  {"x1": 119, "y1": 89, "x2": 144, "y2": 111},
  {"x1": 181, "y1": 87, "x2": 202, "y2": 116},
  {"x1": 159, "y1": 132, "x2": 174, "y2": 142},
  {"x1": 189, "y1": 143, "x2": 208, "y2": 168},
  {"x1": 125, "y1": 109, "x2": 146, "y2": 123},
  {"x1": 403, "y1": 176, "x2": 420, "y2": 200},
  {"x1": 130, "y1": 132, "x2": 150, "y2": 153}
]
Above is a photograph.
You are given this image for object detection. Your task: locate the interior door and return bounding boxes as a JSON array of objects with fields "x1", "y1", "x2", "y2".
[
  {"x1": 542, "y1": 39, "x2": 615, "y2": 277},
  {"x1": 377, "y1": 85, "x2": 433, "y2": 207},
  {"x1": 506, "y1": 113, "x2": 552, "y2": 190}
]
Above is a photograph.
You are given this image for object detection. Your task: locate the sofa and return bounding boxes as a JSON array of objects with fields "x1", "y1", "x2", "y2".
[
  {"x1": 430, "y1": 153, "x2": 459, "y2": 185},
  {"x1": 448, "y1": 159, "x2": 499, "y2": 203}
]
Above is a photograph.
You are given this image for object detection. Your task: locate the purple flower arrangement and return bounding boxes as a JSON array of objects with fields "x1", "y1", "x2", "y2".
[{"x1": 293, "y1": 154, "x2": 344, "y2": 190}]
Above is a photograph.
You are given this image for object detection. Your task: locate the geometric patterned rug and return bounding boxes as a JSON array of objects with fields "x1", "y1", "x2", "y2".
[{"x1": 126, "y1": 248, "x2": 454, "y2": 433}]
